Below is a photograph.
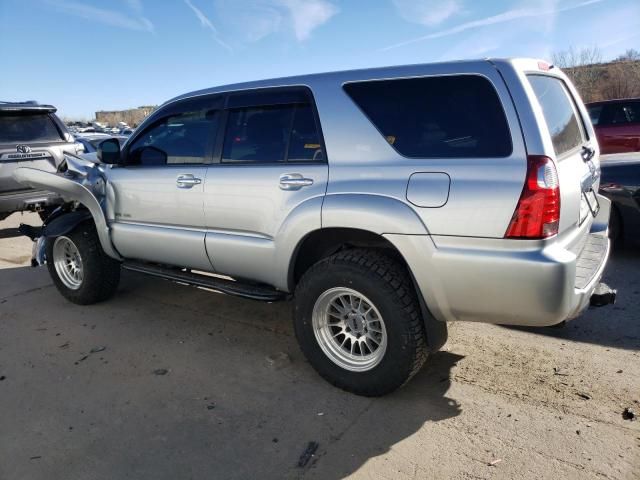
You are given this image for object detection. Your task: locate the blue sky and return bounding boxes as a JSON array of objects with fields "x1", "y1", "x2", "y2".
[{"x1": 1, "y1": 0, "x2": 638, "y2": 119}]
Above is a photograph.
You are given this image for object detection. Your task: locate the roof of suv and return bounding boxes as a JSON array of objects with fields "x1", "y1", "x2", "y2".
[
  {"x1": 168, "y1": 57, "x2": 545, "y2": 106},
  {"x1": 0, "y1": 101, "x2": 57, "y2": 113}
]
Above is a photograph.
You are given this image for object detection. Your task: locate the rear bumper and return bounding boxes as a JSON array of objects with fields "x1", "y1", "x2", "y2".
[
  {"x1": 385, "y1": 195, "x2": 612, "y2": 327},
  {"x1": 0, "y1": 189, "x2": 63, "y2": 215}
]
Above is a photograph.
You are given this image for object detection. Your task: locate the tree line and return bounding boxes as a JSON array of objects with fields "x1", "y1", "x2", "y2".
[{"x1": 552, "y1": 47, "x2": 640, "y2": 102}]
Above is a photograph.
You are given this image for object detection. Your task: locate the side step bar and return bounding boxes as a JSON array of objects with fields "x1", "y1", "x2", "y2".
[{"x1": 122, "y1": 261, "x2": 288, "y2": 302}]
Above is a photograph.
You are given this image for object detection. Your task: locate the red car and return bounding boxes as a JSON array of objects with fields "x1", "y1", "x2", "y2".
[{"x1": 586, "y1": 98, "x2": 640, "y2": 154}]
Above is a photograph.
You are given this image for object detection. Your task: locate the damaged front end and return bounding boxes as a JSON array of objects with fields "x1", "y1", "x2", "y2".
[{"x1": 13, "y1": 153, "x2": 121, "y2": 266}]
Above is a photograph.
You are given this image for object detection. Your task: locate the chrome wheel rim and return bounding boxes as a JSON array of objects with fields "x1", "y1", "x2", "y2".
[
  {"x1": 52, "y1": 236, "x2": 83, "y2": 290},
  {"x1": 312, "y1": 287, "x2": 387, "y2": 372}
]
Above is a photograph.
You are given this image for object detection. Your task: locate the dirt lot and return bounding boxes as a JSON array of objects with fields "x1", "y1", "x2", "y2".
[{"x1": 1, "y1": 212, "x2": 638, "y2": 480}]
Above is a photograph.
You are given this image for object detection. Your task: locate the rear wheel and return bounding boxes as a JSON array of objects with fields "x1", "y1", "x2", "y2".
[
  {"x1": 294, "y1": 249, "x2": 428, "y2": 396},
  {"x1": 46, "y1": 223, "x2": 120, "y2": 305}
]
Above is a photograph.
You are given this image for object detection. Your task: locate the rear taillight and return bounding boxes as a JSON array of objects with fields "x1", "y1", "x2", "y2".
[{"x1": 505, "y1": 155, "x2": 560, "y2": 239}]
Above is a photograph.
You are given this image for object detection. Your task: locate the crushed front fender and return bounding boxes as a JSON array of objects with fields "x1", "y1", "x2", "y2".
[{"x1": 13, "y1": 156, "x2": 121, "y2": 261}]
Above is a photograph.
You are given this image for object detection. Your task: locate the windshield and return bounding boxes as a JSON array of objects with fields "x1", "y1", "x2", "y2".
[{"x1": 0, "y1": 113, "x2": 63, "y2": 143}]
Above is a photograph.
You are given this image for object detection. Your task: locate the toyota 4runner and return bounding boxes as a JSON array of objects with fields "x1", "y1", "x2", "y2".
[
  {"x1": 14, "y1": 59, "x2": 615, "y2": 396},
  {"x1": 0, "y1": 101, "x2": 83, "y2": 221}
]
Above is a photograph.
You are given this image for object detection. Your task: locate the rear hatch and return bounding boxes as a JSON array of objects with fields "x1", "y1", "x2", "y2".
[
  {"x1": 0, "y1": 105, "x2": 70, "y2": 193},
  {"x1": 525, "y1": 71, "x2": 601, "y2": 237}
]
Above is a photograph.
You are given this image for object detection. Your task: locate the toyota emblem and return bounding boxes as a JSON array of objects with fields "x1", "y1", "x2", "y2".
[{"x1": 16, "y1": 145, "x2": 32, "y2": 154}]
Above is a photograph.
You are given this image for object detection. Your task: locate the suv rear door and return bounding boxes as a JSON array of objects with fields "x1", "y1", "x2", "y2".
[{"x1": 203, "y1": 87, "x2": 328, "y2": 283}]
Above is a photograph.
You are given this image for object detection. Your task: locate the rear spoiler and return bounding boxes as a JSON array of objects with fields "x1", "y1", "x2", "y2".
[{"x1": 0, "y1": 102, "x2": 57, "y2": 114}]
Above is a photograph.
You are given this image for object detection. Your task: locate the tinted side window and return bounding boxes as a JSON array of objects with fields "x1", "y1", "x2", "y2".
[
  {"x1": 223, "y1": 105, "x2": 291, "y2": 163},
  {"x1": 222, "y1": 102, "x2": 324, "y2": 163},
  {"x1": 587, "y1": 105, "x2": 603, "y2": 126},
  {"x1": 343, "y1": 75, "x2": 512, "y2": 158},
  {"x1": 288, "y1": 104, "x2": 324, "y2": 162},
  {"x1": 601, "y1": 102, "x2": 640, "y2": 125},
  {"x1": 528, "y1": 75, "x2": 584, "y2": 156},
  {"x1": 127, "y1": 108, "x2": 219, "y2": 166},
  {"x1": 0, "y1": 114, "x2": 63, "y2": 143}
]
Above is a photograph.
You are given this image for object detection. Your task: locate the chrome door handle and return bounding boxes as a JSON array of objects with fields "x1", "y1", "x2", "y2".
[
  {"x1": 279, "y1": 173, "x2": 314, "y2": 191},
  {"x1": 176, "y1": 174, "x2": 202, "y2": 189}
]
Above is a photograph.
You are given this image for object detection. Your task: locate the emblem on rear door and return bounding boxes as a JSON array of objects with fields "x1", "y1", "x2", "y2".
[{"x1": 16, "y1": 145, "x2": 32, "y2": 153}]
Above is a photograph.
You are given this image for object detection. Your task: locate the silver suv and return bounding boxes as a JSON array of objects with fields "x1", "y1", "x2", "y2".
[
  {"x1": 0, "y1": 102, "x2": 81, "y2": 221},
  {"x1": 14, "y1": 58, "x2": 615, "y2": 396}
]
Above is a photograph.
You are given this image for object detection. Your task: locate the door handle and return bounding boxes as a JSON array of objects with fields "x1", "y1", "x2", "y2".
[
  {"x1": 176, "y1": 174, "x2": 202, "y2": 189},
  {"x1": 279, "y1": 173, "x2": 314, "y2": 191}
]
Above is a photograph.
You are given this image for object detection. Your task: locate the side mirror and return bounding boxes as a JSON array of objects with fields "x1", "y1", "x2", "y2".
[{"x1": 97, "y1": 138, "x2": 122, "y2": 164}]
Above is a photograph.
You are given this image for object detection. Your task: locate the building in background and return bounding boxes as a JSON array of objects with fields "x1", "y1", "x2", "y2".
[{"x1": 95, "y1": 105, "x2": 156, "y2": 127}]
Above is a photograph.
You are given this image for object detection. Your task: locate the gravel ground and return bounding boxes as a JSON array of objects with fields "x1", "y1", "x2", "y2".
[{"x1": 0, "y1": 212, "x2": 638, "y2": 480}]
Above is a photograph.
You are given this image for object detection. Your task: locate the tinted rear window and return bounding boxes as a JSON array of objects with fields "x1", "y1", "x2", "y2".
[
  {"x1": 343, "y1": 75, "x2": 512, "y2": 158},
  {"x1": 600, "y1": 101, "x2": 640, "y2": 125},
  {"x1": 528, "y1": 75, "x2": 584, "y2": 156},
  {"x1": 0, "y1": 114, "x2": 63, "y2": 143}
]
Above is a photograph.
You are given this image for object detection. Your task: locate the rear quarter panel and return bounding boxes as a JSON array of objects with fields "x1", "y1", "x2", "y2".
[{"x1": 310, "y1": 61, "x2": 527, "y2": 238}]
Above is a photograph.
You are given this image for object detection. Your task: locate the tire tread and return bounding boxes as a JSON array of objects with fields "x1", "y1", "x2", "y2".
[{"x1": 295, "y1": 248, "x2": 428, "y2": 396}]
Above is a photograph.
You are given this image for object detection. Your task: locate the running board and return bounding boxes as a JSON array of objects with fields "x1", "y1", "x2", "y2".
[{"x1": 122, "y1": 261, "x2": 288, "y2": 302}]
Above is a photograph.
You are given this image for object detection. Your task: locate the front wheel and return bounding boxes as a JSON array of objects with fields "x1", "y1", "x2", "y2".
[
  {"x1": 46, "y1": 223, "x2": 120, "y2": 305},
  {"x1": 294, "y1": 249, "x2": 428, "y2": 396}
]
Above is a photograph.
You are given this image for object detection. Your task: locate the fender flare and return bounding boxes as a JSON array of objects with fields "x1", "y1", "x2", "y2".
[
  {"x1": 13, "y1": 167, "x2": 122, "y2": 260},
  {"x1": 281, "y1": 193, "x2": 431, "y2": 290},
  {"x1": 322, "y1": 193, "x2": 430, "y2": 235}
]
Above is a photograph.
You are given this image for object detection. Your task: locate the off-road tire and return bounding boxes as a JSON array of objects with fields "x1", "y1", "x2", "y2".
[
  {"x1": 46, "y1": 222, "x2": 120, "y2": 305},
  {"x1": 294, "y1": 249, "x2": 428, "y2": 396}
]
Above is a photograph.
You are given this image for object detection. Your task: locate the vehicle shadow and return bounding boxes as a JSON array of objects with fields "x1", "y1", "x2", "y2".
[
  {"x1": 0, "y1": 266, "x2": 463, "y2": 480},
  {"x1": 304, "y1": 351, "x2": 464, "y2": 479},
  {"x1": 507, "y1": 244, "x2": 640, "y2": 351}
]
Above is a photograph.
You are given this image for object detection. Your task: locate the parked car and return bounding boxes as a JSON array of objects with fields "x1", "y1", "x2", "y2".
[
  {"x1": 73, "y1": 133, "x2": 112, "y2": 153},
  {"x1": 74, "y1": 134, "x2": 128, "y2": 153},
  {"x1": 586, "y1": 98, "x2": 640, "y2": 154},
  {"x1": 599, "y1": 152, "x2": 640, "y2": 244},
  {"x1": 14, "y1": 59, "x2": 615, "y2": 396},
  {"x1": 0, "y1": 101, "x2": 82, "y2": 221}
]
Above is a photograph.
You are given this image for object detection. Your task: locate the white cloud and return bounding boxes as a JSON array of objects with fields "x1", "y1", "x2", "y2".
[
  {"x1": 184, "y1": 0, "x2": 215, "y2": 30},
  {"x1": 183, "y1": 0, "x2": 232, "y2": 50},
  {"x1": 392, "y1": 0, "x2": 461, "y2": 27},
  {"x1": 382, "y1": 0, "x2": 606, "y2": 51},
  {"x1": 278, "y1": 0, "x2": 339, "y2": 41},
  {"x1": 212, "y1": 0, "x2": 338, "y2": 43},
  {"x1": 46, "y1": 0, "x2": 154, "y2": 33}
]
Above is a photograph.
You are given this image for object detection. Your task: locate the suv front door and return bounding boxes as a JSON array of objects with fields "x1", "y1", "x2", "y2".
[
  {"x1": 203, "y1": 88, "x2": 328, "y2": 286},
  {"x1": 107, "y1": 95, "x2": 222, "y2": 270}
]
